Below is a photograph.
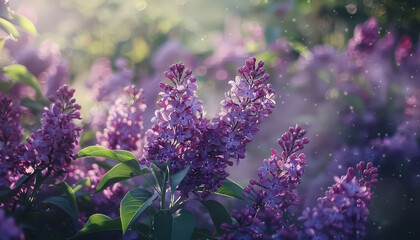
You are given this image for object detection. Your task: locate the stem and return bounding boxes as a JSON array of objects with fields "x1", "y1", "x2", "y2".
[{"x1": 160, "y1": 168, "x2": 168, "y2": 210}]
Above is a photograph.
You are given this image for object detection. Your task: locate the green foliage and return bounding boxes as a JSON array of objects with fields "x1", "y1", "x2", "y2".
[
  {"x1": 200, "y1": 200, "x2": 232, "y2": 236},
  {"x1": 172, "y1": 209, "x2": 196, "y2": 240},
  {"x1": 214, "y1": 178, "x2": 249, "y2": 202},
  {"x1": 7, "y1": 12, "x2": 37, "y2": 35},
  {"x1": 1, "y1": 65, "x2": 44, "y2": 99},
  {"x1": 153, "y1": 210, "x2": 172, "y2": 240},
  {"x1": 43, "y1": 181, "x2": 79, "y2": 224},
  {"x1": 43, "y1": 196, "x2": 78, "y2": 224},
  {"x1": 76, "y1": 146, "x2": 141, "y2": 173},
  {"x1": 120, "y1": 188, "x2": 158, "y2": 235},
  {"x1": 96, "y1": 163, "x2": 150, "y2": 193},
  {"x1": 71, "y1": 214, "x2": 122, "y2": 239},
  {"x1": 169, "y1": 165, "x2": 190, "y2": 193}
]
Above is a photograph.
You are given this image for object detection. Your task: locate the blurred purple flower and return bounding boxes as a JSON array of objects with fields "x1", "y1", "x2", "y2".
[
  {"x1": 347, "y1": 18, "x2": 379, "y2": 59},
  {"x1": 90, "y1": 57, "x2": 134, "y2": 102},
  {"x1": 0, "y1": 209, "x2": 24, "y2": 240},
  {"x1": 97, "y1": 85, "x2": 146, "y2": 155}
]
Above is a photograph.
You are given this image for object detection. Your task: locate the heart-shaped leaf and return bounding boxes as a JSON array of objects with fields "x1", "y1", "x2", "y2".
[
  {"x1": 96, "y1": 163, "x2": 151, "y2": 193},
  {"x1": 169, "y1": 165, "x2": 190, "y2": 193},
  {"x1": 120, "y1": 188, "x2": 158, "y2": 235},
  {"x1": 172, "y1": 209, "x2": 195, "y2": 240},
  {"x1": 200, "y1": 200, "x2": 232, "y2": 236},
  {"x1": 71, "y1": 214, "x2": 121, "y2": 239},
  {"x1": 76, "y1": 146, "x2": 140, "y2": 173}
]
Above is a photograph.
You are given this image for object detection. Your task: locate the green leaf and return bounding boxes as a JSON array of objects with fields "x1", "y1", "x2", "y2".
[
  {"x1": 96, "y1": 163, "x2": 150, "y2": 193},
  {"x1": 214, "y1": 178, "x2": 249, "y2": 202},
  {"x1": 71, "y1": 214, "x2": 122, "y2": 239},
  {"x1": 153, "y1": 210, "x2": 172, "y2": 240},
  {"x1": 76, "y1": 146, "x2": 140, "y2": 173},
  {"x1": 43, "y1": 196, "x2": 78, "y2": 223},
  {"x1": 1, "y1": 64, "x2": 43, "y2": 97},
  {"x1": 72, "y1": 177, "x2": 92, "y2": 193},
  {"x1": 172, "y1": 209, "x2": 195, "y2": 240},
  {"x1": 0, "y1": 18, "x2": 19, "y2": 38},
  {"x1": 120, "y1": 188, "x2": 158, "y2": 235},
  {"x1": 8, "y1": 12, "x2": 37, "y2": 35},
  {"x1": 151, "y1": 164, "x2": 165, "y2": 192},
  {"x1": 55, "y1": 181, "x2": 78, "y2": 215},
  {"x1": 200, "y1": 200, "x2": 232, "y2": 236},
  {"x1": 0, "y1": 37, "x2": 5, "y2": 52},
  {"x1": 192, "y1": 228, "x2": 216, "y2": 239},
  {"x1": 169, "y1": 165, "x2": 190, "y2": 193}
]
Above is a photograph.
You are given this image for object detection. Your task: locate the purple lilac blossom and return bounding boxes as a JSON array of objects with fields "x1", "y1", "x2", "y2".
[
  {"x1": 16, "y1": 85, "x2": 82, "y2": 176},
  {"x1": 97, "y1": 85, "x2": 146, "y2": 154},
  {"x1": 0, "y1": 208, "x2": 24, "y2": 240},
  {"x1": 141, "y1": 57, "x2": 275, "y2": 199},
  {"x1": 299, "y1": 161, "x2": 378, "y2": 240},
  {"x1": 220, "y1": 125, "x2": 309, "y2": 239},
  {"x1": 0, "y1": 95, "x2": 23, "y2": 187}
]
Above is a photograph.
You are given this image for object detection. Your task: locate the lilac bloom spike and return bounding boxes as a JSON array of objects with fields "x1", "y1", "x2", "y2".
[
  {"x1": 221, "y1": 125, "x2": 308, "y2": 239},
  {"x1": 141, "y1": 58, "x2": 275, "y2": 199},
  {"x1": 97, "y1": 85, "x2": 146, "y2": 153},
  {"x1": 298, "y1": 161, "x2": 378, "y2": 240},
  {"x1": 17, "y1": 85, "x2": 82, "y2": 176},
  {"x1": 0, "y1": 95, "x2": 23, "y2": 187}
]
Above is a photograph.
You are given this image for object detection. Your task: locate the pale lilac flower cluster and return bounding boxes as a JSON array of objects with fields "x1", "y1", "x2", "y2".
[
  {"x1": 97, "y1": 85, "x2": 146, "y2": 153},
  {"x1": 299, "y1": 161, "x2": 378, "y2": 240},
  {"x1": 141, "y1": 58, "x2": 275, "y2": 198},
  {"x1": 0, "y1": 209, "x2": 24, "y2": 240},
  {"x1": 17, "y1": 86, "x2": 82, "y2": 176},
  {"x1": 0, "y1": 95, "x2": 23, "y2": 187},
  {"x1": 140, "y1": 63, "x2": 206, "y2": 191},
  {"x1": 220, "y1": 125, "x2": 308, "y2": 239}
]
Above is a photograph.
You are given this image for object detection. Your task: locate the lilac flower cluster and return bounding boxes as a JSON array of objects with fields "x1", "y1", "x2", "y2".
[
  {"x1": 220, "y1": 125, "x2": 308, "y2": 239},
  {"x1": 299, "y1": 161, "x2": 378, "y2": 240},
  {"x1": 0, "y1": 209, "x2": 24, "y2": 240},
  {"x1": 17, "y1": 85, "x2": 82, "y2": 176},
  {"x1": 141, "y1": 58, "x2": 275, "y2": 199},
  {"x1": 97, "y1": 85, "x2": 146, "y2": 154},
  {"x1": 0, "y1": 95, "x2": 23, "y2": 187},
  {"x1": 140, "y1": 62, "x2": 206, "y2": 192}
]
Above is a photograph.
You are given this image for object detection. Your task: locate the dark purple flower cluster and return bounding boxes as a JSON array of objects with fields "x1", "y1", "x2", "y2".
[
  {"x1": 141, "y1": 57, "x2": 275, "y2": 199},
  {"x1": 0, "y1": 95, "x2": 23, "y2": 187},
  {"x1": 0, "y1": 208, "x2": 24, "y2": 240},
  {"x1": 220, "y1": 125, "x2": 308, "y2": 239},
  {"x1": 347, "y1": 18, "x2": 379, "y2": 59},
  {"x1": 299, "y1": 161, "x2": 378, "y2": 240},
  {"x1": 97, "y1": 85, "x2": 146, "y2": 153},
  {"x1": 17, "y1": 85, "x2": 82, "y2": 176}
]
